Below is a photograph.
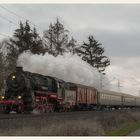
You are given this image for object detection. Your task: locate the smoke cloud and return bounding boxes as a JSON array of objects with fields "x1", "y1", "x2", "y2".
[
  {"x1": 17, "y1": 52, "x2": 140, "y2": 96},
  {"x1": 17, "y1": 52, "x2": 101, "y2": 89}
]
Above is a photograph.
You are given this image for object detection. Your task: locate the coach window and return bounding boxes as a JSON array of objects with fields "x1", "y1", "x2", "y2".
[
  {"x1": 47, "y1": 78, "x2": 52, "y2": 91},
  {"x1": 52, "y1": 80, "x2": 57, "y2": 92},
  {"x1": 59, "y1": 82, "x2": 65, "y2": 98},
  {"x1": 59, "y1": 82, "x2": 62, "y2": 88},
  {"x1": 65, "y1": 83, "x2": 70, "y2": 90}
]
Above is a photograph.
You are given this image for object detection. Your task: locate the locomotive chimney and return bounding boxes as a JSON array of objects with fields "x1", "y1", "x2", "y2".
[{"x1": 16, "y1": 66, "x2": 23, "y2": 73}]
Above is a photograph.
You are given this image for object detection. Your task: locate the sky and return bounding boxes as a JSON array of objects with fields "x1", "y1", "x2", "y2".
[{"x1": 0, "y1": 3, "x2": 140, "y2": 95}]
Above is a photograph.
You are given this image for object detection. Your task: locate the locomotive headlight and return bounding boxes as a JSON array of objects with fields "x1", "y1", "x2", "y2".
[
  {"x1": 17, "y1": 96, "x2": 22, "y2": 99},
  {"x1": 1, "y1": 96, "x2": 4, "y2": 100},
  {"x1": 12, "y1": 75, "x2": 16, "y2": 80}
]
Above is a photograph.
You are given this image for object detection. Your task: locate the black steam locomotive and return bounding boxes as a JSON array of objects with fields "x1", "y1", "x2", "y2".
[{"x1": 0, "y1": 67, "x2": 66, "y2": 113}]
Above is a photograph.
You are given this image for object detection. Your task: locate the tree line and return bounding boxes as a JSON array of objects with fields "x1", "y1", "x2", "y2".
[{"x1": 0, "y1": 18, "x2": 110, "y2": 92}]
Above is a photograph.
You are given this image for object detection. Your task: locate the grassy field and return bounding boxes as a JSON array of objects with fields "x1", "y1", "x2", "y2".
[
  {"x1": 105, "y1": 122, "x2": 140, "y2": 136},
  {"x1": 0, "y1": 110, "x2": 140, "y2": 136},
  {"x1": 0, "y1": 117, "x2": 104, "y2": 136}
]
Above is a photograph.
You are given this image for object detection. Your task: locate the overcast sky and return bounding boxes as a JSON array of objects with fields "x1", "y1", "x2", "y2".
[{"x1": 0, "y1": 4, "x2": 140, "y2": 95}]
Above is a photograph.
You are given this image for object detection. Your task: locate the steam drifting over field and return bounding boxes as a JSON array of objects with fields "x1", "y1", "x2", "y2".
[{"x1": 17, "y1": 52, "x2": 101, "y2": 88}]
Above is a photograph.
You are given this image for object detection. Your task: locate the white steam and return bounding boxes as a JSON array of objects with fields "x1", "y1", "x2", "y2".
[
  {"x1": 17, "y1": 52, "x2": 101, "y2": 89},
  {"x1": 17, "y1": 52, "x2": 140, "y2": 96}
]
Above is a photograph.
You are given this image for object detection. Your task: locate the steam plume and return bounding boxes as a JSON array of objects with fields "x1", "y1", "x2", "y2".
[{"x1": 17, "y1": 52, "x2": 101, "y2": 88}]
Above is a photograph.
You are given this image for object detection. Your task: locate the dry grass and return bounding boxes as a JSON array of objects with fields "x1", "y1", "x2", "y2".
[
  {"x1": 0, "y1": 110, "x2": 140, "y2": 136},
  {"x1": 0, "y1": 117, "x2": 104, "y2": 136},
  {"x1": 99, "y1": 110, "x2": 140, "y2": 134}
]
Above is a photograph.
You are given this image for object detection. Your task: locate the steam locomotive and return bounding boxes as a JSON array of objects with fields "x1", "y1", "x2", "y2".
[{"x1": 0, "y1": 66, "x2": 140, "y2": 114}]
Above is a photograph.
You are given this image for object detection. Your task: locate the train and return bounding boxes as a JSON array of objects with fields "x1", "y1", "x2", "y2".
[{"x1": 0, "y1": 66, "x2": 140, "y2": 114}]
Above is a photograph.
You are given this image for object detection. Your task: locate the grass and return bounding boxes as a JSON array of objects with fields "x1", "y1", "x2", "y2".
[
  {"x1": 105, "y1": 122, "x2": 140, "y2": 136},
  {"x1": 0, "y1": 116, "x2": 104, "y2": 136},
  {"x1": 1, "y1": 110, "x2": 140, "y2": 136}
]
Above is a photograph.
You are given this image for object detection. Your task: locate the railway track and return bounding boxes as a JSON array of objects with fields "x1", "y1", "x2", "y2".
[{"x1": 0, "y1": 109, "x2": 140, "y2": 120}]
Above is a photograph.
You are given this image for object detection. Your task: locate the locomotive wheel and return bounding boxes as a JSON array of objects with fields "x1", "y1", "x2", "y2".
[
  {"x1": 39, "y1": 106, "x2": 46, "y2": 113},
  {"x1": 17, "y1": 105, "x2": 23, "y2": 114},
  {"x1": 35, "y1": 105, "x2": 46, "y2": 113},
  {"x1": 0, "y1": 104, "x2": 5, "y2": 114},
  {"x1": 5, "y1": 106, "x2": 10, "y2": 114},
  {"x1": 49, "y1": 106, "x2": 54, "y2": 113}
]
